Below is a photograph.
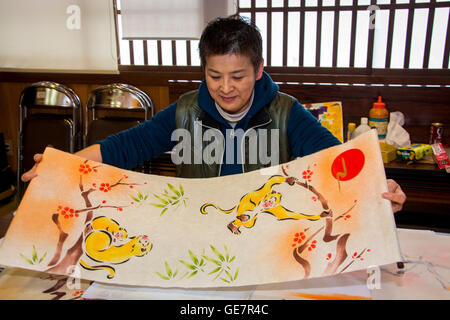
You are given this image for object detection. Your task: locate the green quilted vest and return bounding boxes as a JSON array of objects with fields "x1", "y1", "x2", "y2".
[{"x1": 174, "y1": 90, "x2": 295, "y2": 178}]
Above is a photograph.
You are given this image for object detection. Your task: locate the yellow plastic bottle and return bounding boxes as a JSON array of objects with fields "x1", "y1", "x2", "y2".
[
  {"x1": 369, "y1": 96, "x2": 389, "y2": 140},
  {"x1": 347, "y1": 122, "x2": 356, "y2": 141}
]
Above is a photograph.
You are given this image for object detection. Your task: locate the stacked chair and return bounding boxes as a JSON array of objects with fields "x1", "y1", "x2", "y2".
[
  {"x1": 17, "y1": 81, "x2": 82, "y2": 199},
  {"x1": 0, "y1": 133, "x2": 15, "y2": 201},
  {"x1": 84, "y1": 83, "x2": 154, "y2": 173}
]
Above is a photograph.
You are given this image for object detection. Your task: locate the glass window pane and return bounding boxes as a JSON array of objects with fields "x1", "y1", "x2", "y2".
[
  {"x1": 239, "y1": 0, "x2": 251, "y2": 8},
  {"x1": 190, "y1": 40, "x2": 201, "y2": 66},
  {"x1": 354, "y1": 10, "x2": 370, "y2": 67},
  {"x1": 337, "y1": 11, "x2": 353, "y2": 67},
  {"x1": 340, "y1": 0, "x2": 353, "y2": 5},
  {"x1": 133, "y1": 40, "x2": 144, "y2": 65},
  {"x1": 175, "y1": 40, "x2": 187, "y2": 66},
  {"x1": 428, "y1": 7, "x2": 449, "y2": 68},
  {"x1": 271, "y1": 12, "x2": 284, "y2": 66},
  {"x1": 372, "y1": 9, "x2": 390, "y2": 68},
  {"x1": 120, "y1": 40, "x2": 131, "y2": 65},
  {"x1": 272, "y1": 0, "x2": 284, "y2": 7},
  {"x1": 305, "y1": 0, "x2": 318, "y2": 7},
  {"x1": 390, "y1": 9, "x2": 408, "y2": 68},
  {"x1": 161, "y1": 40, "x2": 173, "y2": 66},
  {"x1": 287, "y1": 12, "x2": 300, "y2": 66},
  {"x1": 256, "y1": 0, "x2": 267, "y2": 7},
  {"x1": 256, "y1": 12, "x2": 268, "y2": 65},
  {"x1": 304, "y1": 11, "x2": 317, "y2": 66},
  {"x1": 320, "y1": 11, "x2": 335, "y2": 67},
  {"x1": 147, "y1": 40, "x2": 159, "y2": 65},
  {"x1": 409, "y1": 8, "x2": 429, "y2": 68}
]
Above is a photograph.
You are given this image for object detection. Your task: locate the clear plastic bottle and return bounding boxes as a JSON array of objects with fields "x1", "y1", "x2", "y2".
[
  {"x1": 369, "y1": 96, "x2": 389, "y2": 140},
  {"x1": 352, "y1": 117, "x2": 371, "y2": 138}
]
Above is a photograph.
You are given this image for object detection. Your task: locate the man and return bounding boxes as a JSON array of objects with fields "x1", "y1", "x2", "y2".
[{"x1": 22, "y1": 15, "x2": 406, "y2": 212}]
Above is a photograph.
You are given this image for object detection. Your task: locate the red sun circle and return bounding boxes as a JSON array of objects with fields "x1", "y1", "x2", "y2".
[{"x1": 331, "y1": 149, "x2": 365, "y2": 181}]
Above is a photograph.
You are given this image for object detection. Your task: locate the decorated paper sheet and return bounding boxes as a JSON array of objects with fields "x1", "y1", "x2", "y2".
[
  {"x1": 0, "y1": 130, "x2": 402, "y2": 288},
  {"x1": 305, "y1": 101, "x2": 344, "y2": 143}
]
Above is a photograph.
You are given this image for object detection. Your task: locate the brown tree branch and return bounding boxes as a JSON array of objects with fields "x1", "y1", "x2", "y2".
[
  {"x1": 281, "y1": 164, "x2": 360, "y2": 278},
  {"x1": 339, "y1": 248, "x2": 367, "y2": 274},
  {"x1": 47, "y1": 214, "x2": 68, "y2": 266},
  {"x1": 45, "y1": 169, "x2": 139, "y2": 276},
  {"x1": 323, "y1": 233, "x2": 350, "y2": 276}
]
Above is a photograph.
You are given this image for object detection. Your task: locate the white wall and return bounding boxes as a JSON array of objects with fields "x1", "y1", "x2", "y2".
[{"x1": 0, "y1": 0, "x2": 118, "y2": 73}]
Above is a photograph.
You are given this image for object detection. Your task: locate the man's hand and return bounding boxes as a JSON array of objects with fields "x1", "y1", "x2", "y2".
[
  {"x1": 382, "y1": 179, "x2": 407, "y2": 213},
  {"x1": 21, "y1": 153, "x2": 43, "y2": 182},
  {"x1": 21, "y1": 144, "x2": 103, "y2": 183}
]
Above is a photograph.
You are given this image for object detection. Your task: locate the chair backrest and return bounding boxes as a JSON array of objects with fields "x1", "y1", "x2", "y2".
[
  {"x1": 84, "y1": 83, "x2": 153, "y2": 147},
  {"x1": 17, "y1": 81, "x2": 81, "y2": 199}
]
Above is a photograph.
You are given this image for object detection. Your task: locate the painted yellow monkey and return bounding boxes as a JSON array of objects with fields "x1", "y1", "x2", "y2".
[
  {"x1": 79, "y1": 216, "x2": 152, "y2": 279},
  {"x1": 201, "y1": 175, "x2": 328, "y2": 234}
]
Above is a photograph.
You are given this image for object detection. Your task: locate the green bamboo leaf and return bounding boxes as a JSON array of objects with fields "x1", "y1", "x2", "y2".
[
  {"x1": 38, "y1": 252, "x2": 47, "y2": 264},
  {"x1": 32, "y1": 245, "x2": 38, "y2": 262},
  {"x1": 155, "y1": 272, "x2": 170, "y2": 280},
  {"x1": 234, "y1": 268, "x2": 239, "y2": 280},
  {"x1": 224, "y1": 269, "x2": 232, "y2": 280},
  {"x1": 202, "y1": 255, "x2": 221, "y2": 266},
  {"x1": 179, "y1": 184, "x2": 184, "y2": 196},
  {"x1": 150, "y1": 203, "x2": 166, "y2": 208},
  {"x1": 208, "y1": 267, "x2": 221, "y2": 275},
  {"x1": 160, "y1": 207, "x2": 168, "y2": 216},
  {"x1": 20, "y1": 253, "x2": 34, "y2": 265},
  {"x1": 144, "y1": 194, "x2": 148, "y2": 200},
  {"x1": 165, "y1": 261, "x2": 172, "y2": 277},
  {"x1": 213, "y1": 269, "x2": 224, "y2": 280},
  {"x1": 168, "y1": 183, "x2": 181, "y2": 196},
  {"x1": 189, "y1": 250, "x2": 199, "y2": 265},
  {"x1": 179, "y1": 260, "x2": 196, "y2": 270},
  {"x1": 131, "y1": 196, "x2": 140, "y2": 202},
  {"x1": 173, "y1": 269, "x2": 178, "y2": 278},
  {"x1": 224, "y1": 246, "x2": 230, "y2": 261},
  {"x1": 229, "y1": 256, "x2": 235, "y2": 263},
  {"x1": 188, "y1": 270, "x2": 198, "y2": 278},
  {"x1": 210, "y1": 245, "x2": 225, "y2": 261},
  {"x1": 221, "y1": 278, "x2": 230, "y2": 283},
  {"x1": 153, "y1": 194, "x2": 169, "y2": 204},
  {"x1": 137, "y1": 191, "x2": 143, "y2": 200}
]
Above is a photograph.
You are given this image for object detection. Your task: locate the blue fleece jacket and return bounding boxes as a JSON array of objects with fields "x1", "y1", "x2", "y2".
[{"x1": 98, "y1": 72, "x2": 340, "y2": 175}]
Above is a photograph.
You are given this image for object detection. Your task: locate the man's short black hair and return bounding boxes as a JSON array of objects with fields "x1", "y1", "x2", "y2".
[{"x1": 199, "y1": 15, "x2": 263, "y2": 72}]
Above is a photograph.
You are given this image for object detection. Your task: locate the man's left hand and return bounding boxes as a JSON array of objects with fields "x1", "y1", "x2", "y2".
[{"x1": 382, "y1": 179, "x2": 407, "y2": 213}]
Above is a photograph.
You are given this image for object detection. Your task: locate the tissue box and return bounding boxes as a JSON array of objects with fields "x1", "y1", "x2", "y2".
[
  {"x1": 396, "y1": 144, "x2": 432, "y2": 161},
  {"x1": 380, "y1": 142, "x2": 397, "y2": 163}
]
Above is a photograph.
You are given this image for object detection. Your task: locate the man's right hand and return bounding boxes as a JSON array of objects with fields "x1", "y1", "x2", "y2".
[{"x1": 21, "y1": 153, "x2": 43, "y2": 182}]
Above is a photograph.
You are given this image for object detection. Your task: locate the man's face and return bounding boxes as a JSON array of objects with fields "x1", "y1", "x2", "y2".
[{"x1": 205, "y1": 53, "x2": 264, "y2": 114}]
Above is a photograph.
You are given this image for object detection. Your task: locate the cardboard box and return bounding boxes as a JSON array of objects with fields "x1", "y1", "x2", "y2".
[
  {"x1": 396, "y1": 144, "x2": 432, "y2": 161},
  {"x1": 380, "y1": 142, "x2": 397, "y2": 163}
]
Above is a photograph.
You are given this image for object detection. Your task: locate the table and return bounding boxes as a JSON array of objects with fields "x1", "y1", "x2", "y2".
[
  {"x1": 385, "y1": 160, "x2": 450, "y2": 233},
  {"x1": 0, "y1": 228, "x2": 448, "y2": 300}
]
